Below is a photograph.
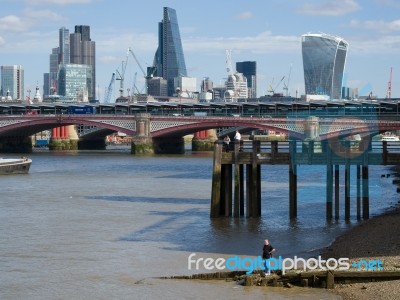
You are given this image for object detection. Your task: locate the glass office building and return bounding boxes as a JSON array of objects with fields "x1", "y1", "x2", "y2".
[
  {"x1": 302, "y1": 33, "x2": 348, "y2": 100},
  {"x1": 70, "y1": 25, "x2": 96, "y2": 101},
  {"x1": 58, "y1": 64, "x2": 92, "y2": 101},
  {"x1": 153, "y1": 7, "x2": 187, "y2": 96},
  {"x1": 1, "y1": 65, "x2": 24, "y2": 100},
  {"x1": 236, "y1": 61, "x2": 257, "y2": 98}
]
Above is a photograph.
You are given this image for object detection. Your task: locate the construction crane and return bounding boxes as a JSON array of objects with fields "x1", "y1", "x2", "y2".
[
  {"x1": 267, "y1": 76, "x2": 285, "y2": 95},
  {"x1": 387, "y1": 67, "x2": 393, "y2": 99},
  {"x1": 128, "y1": 48, "x2": 156, "y2": 94},
  {"x1": 104, "y1": 73, "x2": 115, "y2": 103},
  {"x1": 283, "y1": 64, "x2": 292, "y2": 96},
  {"x1": 115, "y1": 49, "x2": 130, "y2": 98},
  {"x1": 132, "y1": 72, "x2": 141, "y2": 95}
]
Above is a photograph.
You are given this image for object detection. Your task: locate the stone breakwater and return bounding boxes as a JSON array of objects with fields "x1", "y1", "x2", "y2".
[{"x1": 161, "y1": 269, "x2": 400, "y2": 290}]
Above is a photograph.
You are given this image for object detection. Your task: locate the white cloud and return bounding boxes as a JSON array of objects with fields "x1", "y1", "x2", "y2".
[
  {"x1": 98, "y1": 55, "x2": 120, "y2": 65},
  {"x1": 374, "y1": 0, "x2": 400, "y2": 9},
  {"x1": 24, "y1": 8, "x2": 65, "y2": 22},
  {"x1": 237, "y1": 11, "x2": 253, "y2": 20},
  {"x1": 347, "y1": 34, "x2": 400, "y2": 53},
  {"x1": 96, "y1": 32, "x2": 157, "y2": 54},
  {"x1": 0, "y1": 36, "x2": 5, "y2": 47},
  {"x1": 350, "y1": 19, "x2": 400, "y2": 32},
  {"x1": 0, "y1": 15, "x2": 30, "y2": 32},
  {"x1": 297, "y1": 0, "x2": 360, "y2": 16},
  {"x1": 183, "y1": 31, "x2": 300, "y2": 54}
]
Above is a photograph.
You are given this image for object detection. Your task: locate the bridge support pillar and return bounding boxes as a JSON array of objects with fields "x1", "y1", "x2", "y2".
[
  {"x1": 239, "y1": 164, "x2": 244, "y2": 216},
  {"x1": 131, "y1": 137, "x2": 153, "y2": 154},
  {"x1": 211, "y1": 141, "x2": 223, "y2": 217},
  {"x1": 289, "y1": 141, "x2": 297, "y2": 220},
  {"x1": 0, "y1": 136, "x2": 32, "y2": 153},
  {"x1": 49, "y1": 125, "x2": 78, "y2": 150},
  {"x1": 223, "y1": 164, "x2": 233, "y2": 216},
  {"x1": 335, "y1": 165, "x2": 340, "y2": 220},
  {"x1": 192, "y1": 130, "x2": 217, "y2": 151},
  {"x1": 326, "y1": 141, "x2": 333, "y2": 220},
  {"x1": 345, "y1": 157, "x2": 351, "y2": 221},
  {"x1": 233, "y1": 141, "x2": 240, "y2": 217},
  {"x1": 210, "y1": 140, "x2": 260, "y2": 218},
  {"x1": 362, "y1": 151, "x2": 369, "y2": 219},
  {"x1": 357, "y1": 165, "x2": 361, "y2": 220},
  {"x1": 131, "y1": 113, "x2": 154, "y2": 154}
]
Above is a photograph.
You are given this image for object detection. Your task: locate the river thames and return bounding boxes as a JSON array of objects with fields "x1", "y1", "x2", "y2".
[{"x1": 1, "y1": 147, "x2": 398, "y2": 299}]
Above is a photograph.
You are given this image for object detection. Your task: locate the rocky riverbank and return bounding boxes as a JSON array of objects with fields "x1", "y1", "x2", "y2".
[{"x1": 321, "y1": 204, "x2": 400, "y2": 299}]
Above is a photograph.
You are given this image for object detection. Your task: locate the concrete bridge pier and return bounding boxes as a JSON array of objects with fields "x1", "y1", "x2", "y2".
[
  {"x1": 129, "y1": 113, "x2": 185, "y2": 154},
  {"x1": 0, "y1": 136, "x2": 32, "y2": 153},
  {"x1": 192, "y1": 130, "x2": 217, "y2": 151},
  {"x1": 131, "y1": 113, "x2": 154, "y2": 154}
]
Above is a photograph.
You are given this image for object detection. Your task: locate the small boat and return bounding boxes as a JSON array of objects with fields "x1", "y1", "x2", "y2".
[
  {"x1": 380, "y1": 134, "x2": 400, "y2": 142},
  {"x1": 0, "y1": 157, "x2": 32, "y2": 174}
]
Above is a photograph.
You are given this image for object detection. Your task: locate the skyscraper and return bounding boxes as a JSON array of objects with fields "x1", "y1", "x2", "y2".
[
  {"x1": 44, "y1": 47, "x2": 60, "y2": 97},
  {"x1": 302, "y1": 33, "x2": 348, "y2": 100},
  {"x1": 1, "y1": 65, "x2": 24, "y2": 100},
  {"x1": 236, "y1": 61, "x2": 257, "y2": 98},
  {"x1": 70, "y1": 25, "x2": 96, "y2": 101},
  {"x1": 59, "y1": 27, "x2": 70, "y2": 65},
  {"x1": 153, "y1": 7, "x2": 187, "y2": 96},
  {"x1": 58, "y1": 64, "x2": 92, "y2": 101}
]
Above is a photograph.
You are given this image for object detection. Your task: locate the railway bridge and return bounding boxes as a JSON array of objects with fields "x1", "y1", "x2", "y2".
[{"x1": 0, "y1": 112, "x2": 400, "y2": 153}]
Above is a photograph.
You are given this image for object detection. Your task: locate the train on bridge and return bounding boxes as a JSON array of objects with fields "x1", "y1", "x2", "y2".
[{"x1": 1, "y1": 99, "x2": 400, "y2": 118}]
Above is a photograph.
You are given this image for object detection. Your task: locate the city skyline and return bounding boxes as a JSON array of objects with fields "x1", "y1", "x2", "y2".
[{"x1": 1, "y1": 0, "x2": 400, "y2": 99}]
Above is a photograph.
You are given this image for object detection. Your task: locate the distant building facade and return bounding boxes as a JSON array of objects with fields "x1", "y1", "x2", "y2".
[
  {"x1": 58, "y1": 64, "x2": 92, "y2": 102},
  {"x1": 225, "y1": 73, "x2": 248, "y2": 102},
  {"x1": 59, "y1": 27, "x2": 70, "y2": 65},
  {"x1": 174, "y1": 76, "x2": 197, "y2": 97},
  {"x1": 147, "y1": 77, "x2": 168, "y2": 96},
  {"x1": 70, "y1": 25, "x2": 96, "y2": 101},
  {"x1": 44, "y1": 26, "x2": 96, "y2": 102},
  {"x1": 236, "y1": 61, "x2": 257, "y2": 98},
  {"x1": 153, "y1": 7, "x2": 187, "y2": 96},
  {"x1": 1, "y1": 65, "x2": 24, "y2": 100},
  {"x1": 201, "y1": 77, "x2": 213, "y2": 93},
  {"x1": 302, "y1": 33, "x2": 348, "y2": 100},
  {"x1": 43, "y1": 47, "x2": 61, "y2": 97}
]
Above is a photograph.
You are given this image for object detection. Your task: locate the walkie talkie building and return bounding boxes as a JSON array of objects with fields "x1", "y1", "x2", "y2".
[{"x1": 302, "y1": 33, "x2": 348, "y2": 100}]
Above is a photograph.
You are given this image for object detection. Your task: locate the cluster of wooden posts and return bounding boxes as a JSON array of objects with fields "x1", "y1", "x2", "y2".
[{"x1": 210, "y1": 139, "x2": 398, "y2": 220}]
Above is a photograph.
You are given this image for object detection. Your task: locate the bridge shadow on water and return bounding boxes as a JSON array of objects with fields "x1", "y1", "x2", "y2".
[{"x1": 86, "y1": 195, "x2": 269, "y2": 256}]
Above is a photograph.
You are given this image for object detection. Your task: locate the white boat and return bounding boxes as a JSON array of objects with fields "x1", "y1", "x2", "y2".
[
  {"x1": 381, "y1": 135, "x2": 400, "y2": 142},
  {"x1": 0, "y1": 157, "x2": 32, "y2": 174}
]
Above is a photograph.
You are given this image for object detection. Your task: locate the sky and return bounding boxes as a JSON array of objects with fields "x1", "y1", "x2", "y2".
[{"x1": 1, "y1": 0, "x2": 400, "y2": 100}]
